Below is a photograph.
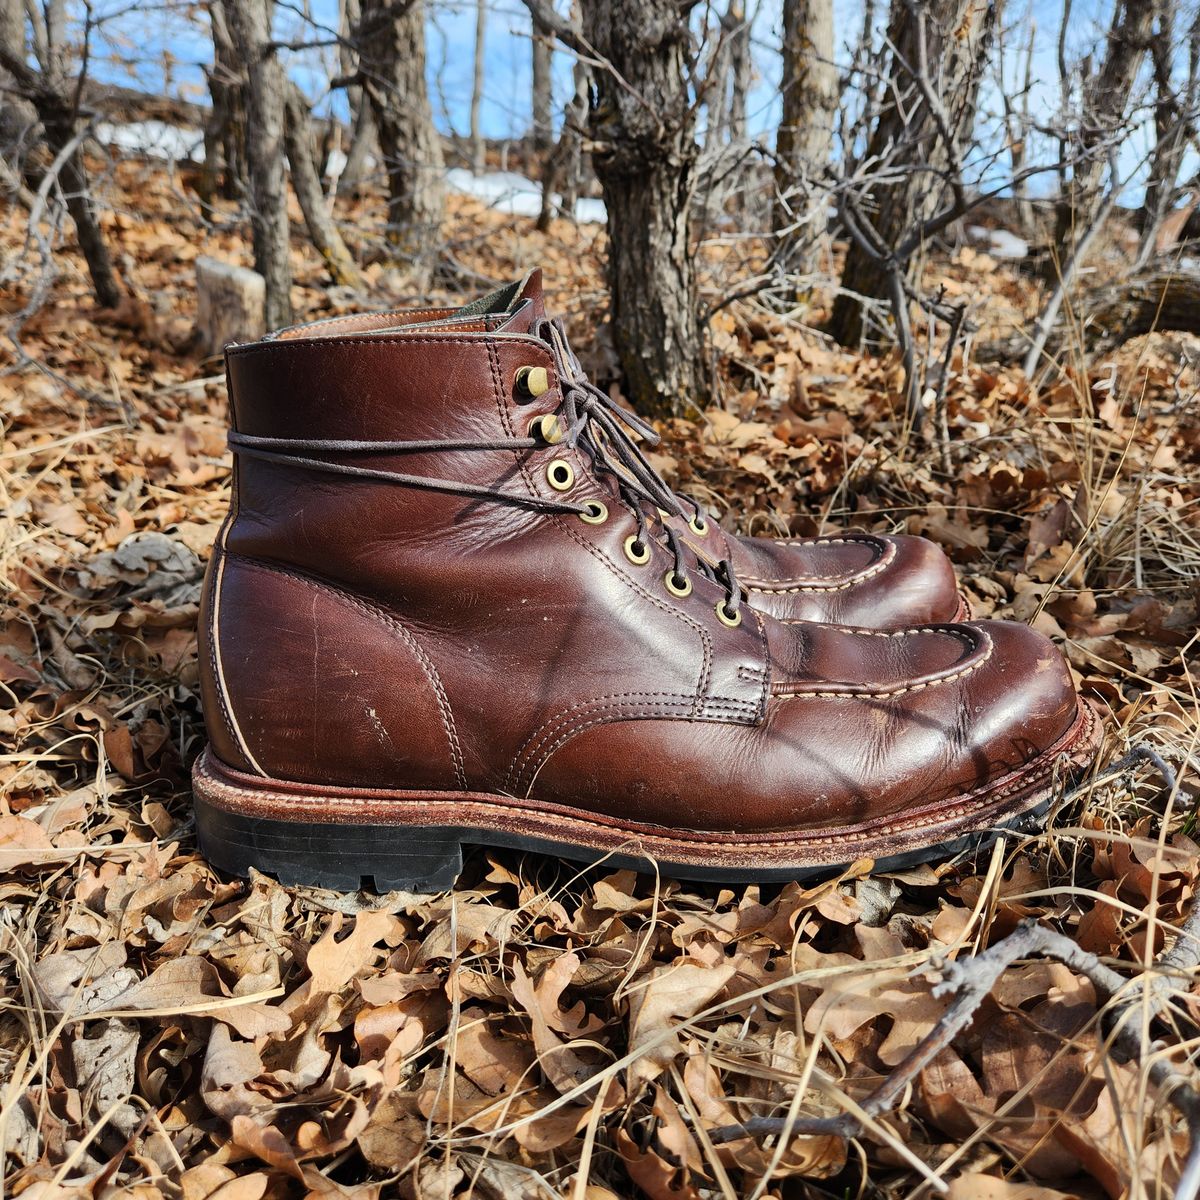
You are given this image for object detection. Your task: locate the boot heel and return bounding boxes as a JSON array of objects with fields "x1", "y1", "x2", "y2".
[{"x1": 193, "y1": 790, "x2": 465, "y2": 892}]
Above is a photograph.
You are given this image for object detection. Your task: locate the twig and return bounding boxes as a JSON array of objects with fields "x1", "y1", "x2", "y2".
[{"x1": 711, "y1": 748, "x2": 1200, "y2": 1196}]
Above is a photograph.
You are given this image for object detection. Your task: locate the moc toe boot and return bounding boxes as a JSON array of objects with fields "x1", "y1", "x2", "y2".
[
  {"x1": 268, "y1": 270, "x2": 967, "y2": 629},
  {"x1": 193, "y1": 326, "x2": 1099, "y2": 890}
]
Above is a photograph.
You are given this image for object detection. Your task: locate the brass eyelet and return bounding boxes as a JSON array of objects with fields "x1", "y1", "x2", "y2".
[
  {"x1": 623, "y1": 535, "x2": 651, "y2": 566},
  {"x1": 530, "y1": 413, "x2": 564, "y2": 444},
  {"x1": 546, "y1": 459, "x2": 574, "y2": 491},
  {"x1": 579, "y1": 500, "x2": 609, "y2": 525},
  {"x1": 663, "y1": 570, "x2": 692, "y2": 597},
  {"x1": 515, "y1": 365, "x2": 550, "y2": 399},
  {"x1": 688, "y1": 513, "x2": 709, "y2": 536},
  {"x1": 716, "y1": 601, "x2": 742, "y2": 628}
]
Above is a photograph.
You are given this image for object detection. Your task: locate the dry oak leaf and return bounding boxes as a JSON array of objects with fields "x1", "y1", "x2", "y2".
[
  {"x1": 306, "y1": 909, "x2": 402, "y2": 993},
  {"x1": 615, "y1": 1128, "x2": 703, "y2": 1200},
  {"x1": 179, "y1": 1164, "x2": 271, "y2": 1200},
  {"x1": 946, "y1": 1177, "x2": 1084, "y2": 1200},
  {"x1": 626, "y1": 960, "x2": 736, "y2": 1091},
  {"x1": 0, "y1": 812, "x2": 55, "y2": 869}
]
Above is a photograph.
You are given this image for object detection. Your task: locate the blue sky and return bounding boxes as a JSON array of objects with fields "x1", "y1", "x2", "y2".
[{"x1": 84, "y1": 0, "x2": 1170, "y2": 202}]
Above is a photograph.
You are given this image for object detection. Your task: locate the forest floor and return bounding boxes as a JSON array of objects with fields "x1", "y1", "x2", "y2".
[{"x1": 2, "y1": 159, "x2": 1199, "y2": 1199}]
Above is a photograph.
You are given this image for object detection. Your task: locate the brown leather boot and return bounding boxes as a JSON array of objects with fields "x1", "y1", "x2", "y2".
[
  {"x1": 193, "y1": 322, "x2": 1099, "y2": 890},
  {"x1": 268, "y1": 270, "x2": 966, "y2": 629}
]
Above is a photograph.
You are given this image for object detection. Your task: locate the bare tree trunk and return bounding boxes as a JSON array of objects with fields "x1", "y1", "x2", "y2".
[
  {"x1": 225, "y1": 0, "x2": 292, "y2": 329},
  {"x1": 829, "y1": 0, "x2": 991, "y2": 348},
  {"x1": 531, "y1": 12, "x2": 553, "y2": 151},
  {"x1": 558, "y1": 54, "x2": 587, "y2": 215},
  {"x1": 578, "y1": 0, "x2": 706, "y2": 417},
  {"x1": 338, "y1": 102, "x2": 378, "y2": 195},
  {"x1": 469, "y1": 0, "x2": 486, "y2": 173},
  {"x1": 1000, "y1": 12, "x2": 1036, "y2": 237},
  {"x1": 0, "y1": 6, "x2": 122, "y2": 307},
  {"x1": 46, "y1": 108, "x2": 123, "y2": 307},
  {"x1": 1052, "y1": 0, "x2": 1154, "y2": 269},
  {"x1": 773, "y1": 0, "x2": 836, "y2": 248},
  {"x1": 336, "y1": 0, "x2": 376, "y2": 194},
  {"x1": 283, "y1": 82, "x2": 364, "y2": 290},
  {"x1": 702, "y1": 5, "x2": 733, "y2": 154},
  {"x1": 0, "y1": 0, "x2": 39, "y2": 182},
  {"x1": 1135, "y1": 0, "x2": 1199, "y2": 268},
  {"x1": 359, "y1": 0, "x2": 444, "y2": 286},
  {"x1": 539, "y1": 37, "x2": 587, "y2": 231},
  {"x1": 199, "y1": 1, "x2": 246, "y2": 206},
  {"x1": 727, "y1": 1, "x2": 750, "y2": 146}
]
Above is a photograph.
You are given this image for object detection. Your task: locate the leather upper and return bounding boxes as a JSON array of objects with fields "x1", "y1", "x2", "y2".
[{"x1": 197, "y1": 326, "x2": 1086, "y2": 835}]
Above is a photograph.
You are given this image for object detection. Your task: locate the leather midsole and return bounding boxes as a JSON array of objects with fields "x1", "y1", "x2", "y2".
[{"x1": 193, "y1": 700, "x2": 1099, "y2": 870}]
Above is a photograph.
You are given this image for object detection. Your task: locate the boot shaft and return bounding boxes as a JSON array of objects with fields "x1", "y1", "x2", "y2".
[{"x1": 200, "y1": 327, "x2": 768, "y2": 791}]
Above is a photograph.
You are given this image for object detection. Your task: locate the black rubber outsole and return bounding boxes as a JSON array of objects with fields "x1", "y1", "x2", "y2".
[{"x1": 193, "y1": 793, "x2": 1052, "y2": 893}]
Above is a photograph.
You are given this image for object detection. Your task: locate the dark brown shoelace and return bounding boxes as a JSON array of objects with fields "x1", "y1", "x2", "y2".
[{"x1": 227, "y1": 343, "x2": 744, "y2": 622}]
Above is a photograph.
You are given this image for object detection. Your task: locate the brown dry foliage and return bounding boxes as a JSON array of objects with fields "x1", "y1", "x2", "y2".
[{"x1": 1, "y1": 161, "x2": 1199, "y2": 1198}]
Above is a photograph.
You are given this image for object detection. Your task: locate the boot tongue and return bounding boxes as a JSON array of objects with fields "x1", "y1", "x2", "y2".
[
  {"x1": 495, "y1": 299, "x2": 536, "y2": 334},
  {"x1": 513, "y1": 267, "x2": 546, "y2": 321},
  {"x1": 491, "y1": 268, "x2": 546, "y2": 335}
]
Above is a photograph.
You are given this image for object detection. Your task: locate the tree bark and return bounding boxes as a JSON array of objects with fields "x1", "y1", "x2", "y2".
[
  {"x1": 1052, "y1": 0, "x2": 1154, "y2": 270},
  {"x1": 198, "y1": 1, "x2": 246, "y2": 206},
  {"x1": 469, "y1": 0, "x2": 486, "y2": 173},
  {"x1": 358, "y1": 0, "x2": 444, "y2": 286},
  {"x1": 335, "y1": 0, "x2": 376, "y2": 194},
  {"x1": 726, "y1": 1, "x2": 750, "y2": 146},
  {"x1": 1000, "y1": 13, "x2": 1036, "y2": 238},
  {"x1": 531, "y1": 12, "x2": 553, "y2": 151},
  {"x1": 0, "y1": 10, "x2": 123, "y2": 307},
  {"x1": 829, "y1": 0, "x2": 991, "y2": 348},
  {"x1": 44, "y1": 104, "x2": 123, "y2": 307},
  {"x1": 538, "y1": 47, "x2": 587, "y2": 231},
  {"x1": 283, "y1": 82, "x2": 364, "y2": 290},
  {"x1": 225, "y1": 0, "x2": 292, "y2": 329},
  {"x1": 1135, "y1": 0, "x2": 1198, "y2": 269},
  {"x1": 582, "y1": 0, "x2": 707, "y2": 417},
  {"x1": 0, "y1": 0, "x2": 39, "y2": 178},
  {"x1": 773, "y1": 0, "x2": 836, "y2": 245}
]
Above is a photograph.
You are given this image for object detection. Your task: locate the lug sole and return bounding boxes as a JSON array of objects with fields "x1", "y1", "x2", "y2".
[{"x1": 192, "y1": 700, "x2": 1099, "y2": 891}]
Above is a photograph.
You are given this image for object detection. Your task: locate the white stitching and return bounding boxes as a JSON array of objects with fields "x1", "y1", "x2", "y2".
[{"x1": 197, "y1": 704, "x2": 1095, "y2": 852}]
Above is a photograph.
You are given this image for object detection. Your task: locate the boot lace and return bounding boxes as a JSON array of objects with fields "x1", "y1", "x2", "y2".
[
  {"x1": 227, "y1": 325, "x2": 743, "y2": 625},
  {"x1": 536, "y1": 316, "x2": 742, "y2": 623}
]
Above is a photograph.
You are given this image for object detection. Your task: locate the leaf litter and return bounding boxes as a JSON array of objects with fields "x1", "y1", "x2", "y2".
[{"x1": 0, "y1": 160, "x2": 1198, "y2": 1197}]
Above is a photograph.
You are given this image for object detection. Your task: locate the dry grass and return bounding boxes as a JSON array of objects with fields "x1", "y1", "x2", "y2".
[{"x1": 1, "y1": 159, "x2": 1199, "y2": 1198}]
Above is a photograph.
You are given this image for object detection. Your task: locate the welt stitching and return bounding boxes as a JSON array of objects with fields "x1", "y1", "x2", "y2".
[
  {"x1": 205, "y1": 705, "x2": 1094, "y2": 848},
  {"x1": 233, "y1": 555, "x2": 467, "y2": 790}
]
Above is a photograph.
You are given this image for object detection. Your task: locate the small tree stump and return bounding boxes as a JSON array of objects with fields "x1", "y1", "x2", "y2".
[{"x1": 195, "y1": 257, "x2": 266, "y2": 354}]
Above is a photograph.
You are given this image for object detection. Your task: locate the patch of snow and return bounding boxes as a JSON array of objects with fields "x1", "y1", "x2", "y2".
[
  {"x1": 964, "y1": 222, "x2": 1028, "y2": 259},
  {"x1": 445, "y1": 166, "x2": 605, "y2": 224},
  {"x1": 95, "y1": 120, "x2": 204, "y2": 162},
  {"x1": 987, "y1": 229, "x2": 1028, "y2": 258}
]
